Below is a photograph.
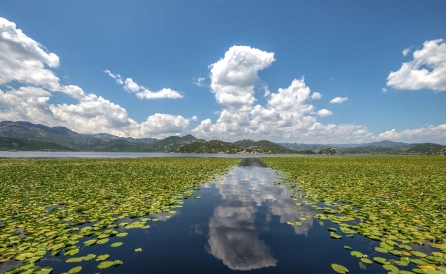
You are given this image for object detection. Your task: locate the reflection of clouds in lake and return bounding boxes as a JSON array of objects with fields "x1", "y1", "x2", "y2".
[
  {"x1": 191, "y1": 224, "x2": 203, "y2": 235},
  {"x1": 269, "y1": 184, "x2": 314, "y2": 236},
  {"x1": 207, "y1": 205, "x2": 277, "y2": 270},
  {"x1": 207, "y1": 164, "x2": 313, "y2": 270}
]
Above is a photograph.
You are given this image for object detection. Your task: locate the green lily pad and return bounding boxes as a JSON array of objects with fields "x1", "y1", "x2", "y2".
[
  {"x1": 383, "y1": 264, "x2": 399, "y2": 272},
  {"x1": 96, "y1": 238, "x2": 109, "y2": 245},
  {"x1": 135, "y1": 248, "x2": 142, "y2": 252},
  {"x1": 360, "y1": 258, "x2": 373, "y2": 264},
  {"x1": 96, "y1": 254, "x2": 110, "y2": 261},
  {"x1": 373, "y1": 257, "x2": 389, "y2": 265},
  {"x1": 111, "y1": 242, "x2": 123, "y2": 247},
  {"x1": 331, "y1": 263, "x2": 348, "y2": 273},
  {"x1": 374, "y1": 247, "x2": 389, "y2": 253},
  {"x1": 113, "y1": 260, "x2": 123, "y2": 266},
  {"x1": 330, "y1": 232, "x2": 342, "y2": 239},
  {"x1": 64, "y1": 249, "x2": 79, "y2": 257},
  {"x1": 411, "y1": 251, "x2": 427, "y2": 257},
  {"x1": 98, "y1": 261, "x2": 115, "y2": 269},
  {"x1": 83, "y1": 239, "x2": 97, "y2": 246},
  {"x1": 68, "y1": 266, "x2": 82, "y2": 274}
]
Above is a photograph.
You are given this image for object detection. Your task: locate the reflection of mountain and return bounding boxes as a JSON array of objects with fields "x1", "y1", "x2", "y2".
[{"x1": 207, "y1": 161, "x2": 313, "y2": 270}]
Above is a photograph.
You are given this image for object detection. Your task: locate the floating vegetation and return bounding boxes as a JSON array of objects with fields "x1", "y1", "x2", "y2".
[
  {"x1": 0, "y1": 158, "x2": 239, "y2": 273},
  {"x1": 331, "y1": 263, "x2": 348, "y2": 273},
  {"x1": 262, "y1": 156, "x2": 446, "y2": 273}
]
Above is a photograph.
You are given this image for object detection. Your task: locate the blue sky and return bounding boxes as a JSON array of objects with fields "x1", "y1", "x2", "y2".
[{"x1": 1, "y1": 1, "x2": 445, "y2": 144}]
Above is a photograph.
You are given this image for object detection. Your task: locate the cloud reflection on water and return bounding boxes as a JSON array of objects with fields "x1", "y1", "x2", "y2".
[{"x1": 206, "y1": 160, "x2": 313, "y2": 270}]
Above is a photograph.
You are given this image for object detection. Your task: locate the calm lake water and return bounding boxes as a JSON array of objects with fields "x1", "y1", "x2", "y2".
[
  {"x1": 0, "y1": 151, "x2": 313, "y2": 158},
  {"x1": 1, "y1": 158, "x2": 421, "y2": 273}
]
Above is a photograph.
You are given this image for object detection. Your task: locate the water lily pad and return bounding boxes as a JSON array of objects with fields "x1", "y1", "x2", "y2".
[
  {"x1": 331, "y1": 263, "x2": 348, "y2": 273},
  {"x1": 68, "y1": 266, "x2": 82, "y2": 274},
  {"x1": 330, "y1": 232, "x2": 342, "y2": 239},
  {"x1": 113, "y1": 260, "x2": 123, "y2": 266},
  {"x1": 383, "y1": 264, "x2": 399, "y2": 272},
  {"x1": 374, "y1": 247, "x2": 389, "y2": 253},
  {"x1": 96, "y1": 254, "x2": 110, "y2": 261},
  {"x1": 111, "y1": 242, "x2": 123, "y2": 247},
  {"x1": 373, "y1": 257, "x2": 389, "y2": 265},
  {"x1": 96, "y1": 238, "x2": 109, "y2": 245},
  {"x1": 360, "y1": 258, "x2": 373, "y2": 264},
  {"x1": 83, "y1": 239, "x2": 96, "y2": 246},
  {"x1": 411, "y1": 251, "x2": 427, "y2": 257},
  {"x1": 135, "y1": 248, "x2": 142, "y2": 252},
  {"x1": 98, "y1": 261, "x2": 114, "y2": 269},
  {"x1": 64, "y1": 249, "x2": 79, "y2": 257}
]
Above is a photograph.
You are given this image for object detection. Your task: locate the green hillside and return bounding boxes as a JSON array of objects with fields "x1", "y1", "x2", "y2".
[
  {"x1": 0, "y1": 137, "x2": 78, "y2": 151},
  {"x1": 406, "y1": 143, "x2": 446, "y2": 155},
  {"x1": 174, "y1": 140, "x2": 239, "y2": 153},
  {"x1": 233, "y1": 139, "x2": 298, "y2": 154}
]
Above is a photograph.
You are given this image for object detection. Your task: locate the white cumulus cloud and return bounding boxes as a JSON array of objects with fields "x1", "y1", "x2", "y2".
[
  {"x1": 209, "y1": 45, "x2": 275, "y2": 109},
  {"x1": 104, "y1": 70, "x2": 183, "y2": 99},
  {"x1": 387, "y1": 39, "x2": 446, "y2": 92},
  {"x1": 0, "y1": 17, "x2": 190, "y2": 138},
  {"x1": 317, "y1": 109, "x2": 332, "y2": 116},
  {"x1": 191, "y1": 46, "x2": 379, "y2": 143},
  {"x1": 310, "y1": 92, "x2": 322, "y2": 100},
  {"x1": 378, "y1": 124, "x2": 446, "y2": 144},
  {"x1": 329, "y1": 97, "x2": 348, "y2": 104},
  {"x1": 381, "y1": 87, "x2": 387, "y2": 93},
  {"x1": 0, "y1": 18, "x2": 60, "y2": 89}
]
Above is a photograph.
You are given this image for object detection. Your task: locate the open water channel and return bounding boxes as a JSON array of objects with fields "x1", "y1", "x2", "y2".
[{"x1": 1, "y1": 158, "x2": 425, "y2": 273}]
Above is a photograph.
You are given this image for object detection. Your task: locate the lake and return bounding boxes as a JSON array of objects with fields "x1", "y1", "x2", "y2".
[
  {"x1": 1, "y1": 158, "x2": 423, "y2": 273},
  {"x1": 0, "y1": 151, "x2": 312, "y2": 159}
]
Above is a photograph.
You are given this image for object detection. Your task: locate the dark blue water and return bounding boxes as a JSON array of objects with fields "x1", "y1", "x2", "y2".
[{"x1": 1, "y1": 158, "x2": 418, "y2": 273}]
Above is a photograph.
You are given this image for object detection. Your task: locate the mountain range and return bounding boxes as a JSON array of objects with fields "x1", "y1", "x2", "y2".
[{"x1": 0, "y1": 121, "x2": 444, "y2": 155}]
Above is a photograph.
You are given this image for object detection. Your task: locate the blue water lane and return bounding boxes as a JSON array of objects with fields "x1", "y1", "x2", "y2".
[{"x1": 205, "y1": 158, "x2": 313, "y2": 271}]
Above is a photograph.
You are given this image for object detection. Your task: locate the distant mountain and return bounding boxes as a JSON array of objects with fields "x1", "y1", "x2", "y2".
[
  {"x1": 0, "y1": 120, "x2": 106, "y2": 150},
  {"x1": 0, "y1": 121, "x2": 444, "y2": 154},
  {"x1": 233, "y1": 139, "x2": 298, "y2": 154},
  {"x1": 360, "y1": 140, "x2": 417, "y2": 148},
  {"x1": 0, "y1": 121, "x2": 173, "y2": 152},
  {"x1": 174, "y1": 140, "x2": 239, "y2": 154},
  {"x1": 279, "y1": 143, "x2": 332, "y2": 152},
  {"x1": 280, "y1": 140, "x2": 422, "y2": 154},
  {"x1": 175, "y1": 139, "x2": 299, "y2": 154},
  {"x1": 149, "y1": 135, "x2": 206, "y2": 152},
  {"x1": 0, "y1": 136, "x2": 77, "y2": 151},
  {"x1": 88, "y1": 133, "x2": 159, "y2": 144},
  {"x1": 406, "y1": 143, "x2": 446, "y2": 155}
]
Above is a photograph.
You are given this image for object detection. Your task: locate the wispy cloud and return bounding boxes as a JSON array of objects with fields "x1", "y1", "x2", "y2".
[
  {"x1": 104, "y1": 70, "x2": 183, "y2": 99},
  {"x1": 193, "y1": 77, "x2": 205, "y2": 87}
]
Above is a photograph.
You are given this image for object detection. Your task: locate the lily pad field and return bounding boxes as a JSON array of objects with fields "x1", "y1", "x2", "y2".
[
  {"x1": 262, "y1": 156, "x2": 446, "y2": 274},
  {"x1": 0, "y1": 158, "x2": 239, "y2": 273},
  {"x1": 1, "y1": 156, "x2": 446, "y2": 273}
]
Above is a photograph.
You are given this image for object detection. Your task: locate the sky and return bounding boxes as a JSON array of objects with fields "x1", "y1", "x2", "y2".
[{"x1": 0, "y1": 1, "x2": 445, "y2": 144}]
